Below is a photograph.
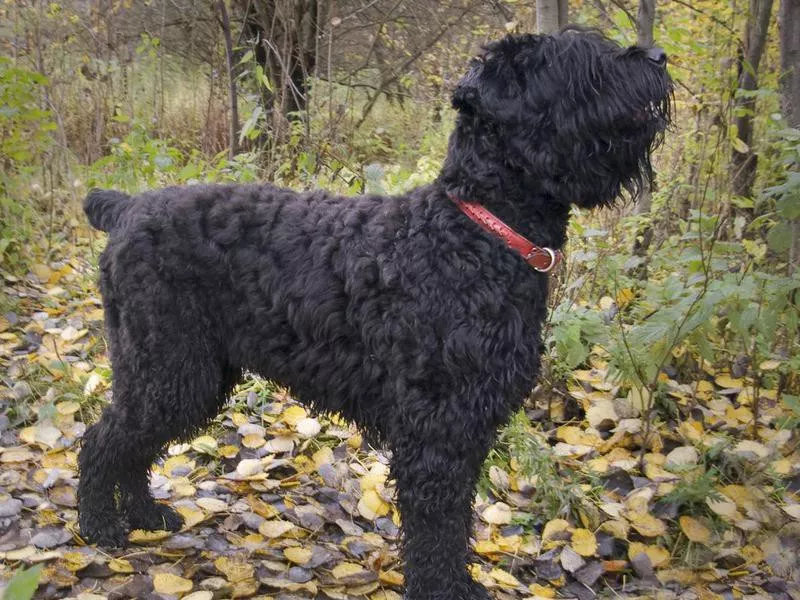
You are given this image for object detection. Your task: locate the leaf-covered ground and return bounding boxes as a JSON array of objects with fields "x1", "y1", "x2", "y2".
[{"x1": 1, "y1": 227, "x2": 800, "y2": 600}]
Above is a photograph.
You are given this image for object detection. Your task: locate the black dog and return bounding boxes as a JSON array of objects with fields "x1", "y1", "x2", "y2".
[{"x1": 79, "y1": 29, "x2": 671, "y2": 599}]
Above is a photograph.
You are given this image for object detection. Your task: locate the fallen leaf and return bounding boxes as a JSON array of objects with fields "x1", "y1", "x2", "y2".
[
  {"x1": 482, "y1": 502, "x2": 512, "y2": 525},
  {"x1": 259, "y1": 520, "x2": 295, "y2": 538},
  {"x1": 542, "y1": 519, "x2": 572, "y2": 542},
  {"x1": 488, "y1": 567, "x2": 520, "y2": 587},
  {"x1": 332, "y1": 562, "x2": 367, "y2": 579},
  {"x1": 109, "y1": 558, "x2": 134, "y2": 573},
  {"x1": 679, "y1": 516, "x2": 711, "y2": 544},
  {"x1": 628, "y1": 512, "x2": 667, "y2": 537},
  {"x1": 153, "y1": 573, "x2": 193, "y2": 595},
  {"x1": 358, "y1": 489, "x2": 390, "y2": 520},
  {"x1": 284, "y1": 546, "x2": 313, "y2": 564},
  {"x1": 571, "y1": 528, "x2": 598, "y2": 557}
]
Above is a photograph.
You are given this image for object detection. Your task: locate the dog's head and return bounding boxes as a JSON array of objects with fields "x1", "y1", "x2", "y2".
[{"x1": 451, "y1": 28, "x2": 673, "y2": 208}]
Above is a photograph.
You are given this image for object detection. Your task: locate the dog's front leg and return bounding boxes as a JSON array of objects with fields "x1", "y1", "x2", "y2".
[{"x1": 391, "y1": 426, "x2": 492, "y2": 600}]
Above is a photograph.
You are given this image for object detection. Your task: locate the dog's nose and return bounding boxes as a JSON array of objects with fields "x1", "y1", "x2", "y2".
[{"x1": 647, "y1": 47, "x2": 667, "y2": 66}]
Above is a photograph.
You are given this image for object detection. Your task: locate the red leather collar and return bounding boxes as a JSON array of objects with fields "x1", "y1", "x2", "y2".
[{"x1": 449, "y1": 195, "x2": 563, "y2": 273}]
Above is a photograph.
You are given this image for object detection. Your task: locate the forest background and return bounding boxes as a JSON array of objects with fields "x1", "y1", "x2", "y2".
[{"x1": 0, "y1": 0, "x2": 799, "y2": 599}]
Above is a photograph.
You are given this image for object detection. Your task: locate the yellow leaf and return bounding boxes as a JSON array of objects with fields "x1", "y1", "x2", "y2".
[
  {"x1": 242, "y1": 433, "x2": 265, "y2": 449},
  {"x1": 378, "y1": 570, "x2": 404, "y2": 586},
  {"x1": 616, "y1": 287, "x2": 635, "y2": 308},
  {"x1": 358, "y1": 490, "x2": 390, "y2": 520},
  {"x1": 1, "y1": 448, "x2": 36, "y2": 464},
  {"x1": 61, "y1": 551, "x2": 92, "y2": 571},
  {"x1": 56, "y1": 401, "x2": 81, "y2": 416},
  {"x1": 706, "y1": 494, "x2": 738, "y2": 518},
  {"x1": 313, "y1": 446, "x2": 334, "y2": 468},
  {"x1": 474, "y1": 540, "x2": 501, "y2": 555},
  {"x1": 153, "y1": 573, "x2": 193, "y2": 595},
  {"x1": 759, "y1": 359, "x2": 781, "y2": 371},
  {"x1": 280, "y1": 405, "x2": 307, "y2": 427},
  {"x1": 496, "y1": 534, "x2": 522, "y2": 553},
  {"x1": 628, "y1": 512, "x2": 666, "y2": 537},
  {"x1": 31, "y1": 263, "x2": 53, "y2": 282},
  {"x1": 489, "y1": 567, "x2": 520, "y2": 587},
  {"x1": 231, "y1": 412, "x2": 248, "y2": 427},
  {"x1": 732, "y1": 440, "x2": 770, "y2": 460},
  {"x1": 679, "y1": 516, "x2": 711, "y2": 544},
  {"x1": 695, "y1": 380, "x2": 714, "y2": 400},
  {"x1": 628, "y1": 542, "x2": 670, "y2": 567},
  {"x1": 109, "y1": 558, "x2": 134, "y2": 573},
  {"x1": 128, "y1": 529, "x2": 171, "y2": 543},
  {"x1": 556, "y1": 425, "x2": 601, "y2": 447},
  {"x1": 719, "y1": 485, "x2": 754, "y2": 508},
  {"x1": 598, "y1": 296, "x2": 614, "y2": 311},
  {"x1": 219, "y1": 444, "x2": 239, "y2": 458},
  {"x1": 627, "y1": 387, "x2": 651, "y2": 414},
  {"x1": 678, "y1": 419, "x2": 704, "y2": 443},
  {"x1": 348, "y1": 433, "x2": 363, "y2": 449},
  {"x1": 162, "y1": 455, "x2": 195, "y2": 478},
  {"x1": 195, "y1": 497, "x2": 227, "y2": 513},
  {"x1": 284, "y1": 546, "x2": 312, "y2": 564},
  {"x1": 176, "y1": 506, "x2": 205, "y2": 528},
  {"x1": 542, "y1": 519, "x2": 572, "y2": 543},
  {"x1": 715, "y1": 374, "x2": 744, "y2": 389},
  {"x1": 482, "y1": 502, "x2": 512, "y2": 525},
  {"x1": 190, "y1": 435, "x2": 218, "y2": 454},
  {"x1": 625, "y1": 488, "x2": 654, "y2": 513},
  {"x1": 172, "y1": 477, "x2": 196, "y2": 497},
  {"x1": 740, "y1": 544, "x2": 763, "y2": 564},
  {"x1": 214, "y1": 556, "x2": 254, "y2": 583},
  {"x1": 529, "y1": 583, "x2": 557, "y2": 598},
  {"x1": 236, "y1": 458, "x2": 264, "y2": 477},
  {"x1": 360, "y1": 465, "x2": 388, "y2": 492},
  {"x1": 771, "y1": 458, "x2": 792, "y2": 476},
  {"x1": 586, "y1": 457, "x2": 610, "y2": 474},
  {"x1": 332, "y1": 562, "x2": 366, "y2": 579},
  {"x1": 570, "y1": 529, "x2": 597, "y2": 557},
  {"x1": 264, "y1": 436, "x2": 294, "y2": 453},
  {"x1": 258, "y1": 520, "x2": 295, "y2": 538},
  {"x1": 248, "y1": 496, "x2": 279, "y2": 519},
  {"x1": 242, "y1": 433, "x2": 267, "y2": 450}
]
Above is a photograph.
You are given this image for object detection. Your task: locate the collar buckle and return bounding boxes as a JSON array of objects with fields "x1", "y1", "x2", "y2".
[{"x1": 530, "y1": 247, "x2": 557, "y2": 273}]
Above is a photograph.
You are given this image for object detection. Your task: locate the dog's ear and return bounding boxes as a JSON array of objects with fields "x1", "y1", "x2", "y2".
[{"x1": 452, "y1": 35, "x2": 542, "y2": 119}]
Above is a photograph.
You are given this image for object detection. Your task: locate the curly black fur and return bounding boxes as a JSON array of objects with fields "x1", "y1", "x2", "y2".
[{"x1": 78, "y1": 29, "x2": 671, "y2": 600}]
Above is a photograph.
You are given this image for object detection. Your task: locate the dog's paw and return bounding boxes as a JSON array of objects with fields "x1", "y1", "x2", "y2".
[
  {"x1": 127, "y1": 502, "x2": 184, "y2": 532},
  {"x1": 404, "y1": 579, "x2": 491, "y2": 600},
  {"x1": 79, "y1": 518, "x2": 130, "y2": 548}
]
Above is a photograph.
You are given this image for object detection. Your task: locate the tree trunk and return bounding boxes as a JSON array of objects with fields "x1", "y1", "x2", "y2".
[
  {"x1": 779, "y1": 0, "x2": 799, "y2": 273},
  {"x1": 245, "y1": 0, "x2": 318, "y2": 119},
  {"x1": 631, "y1": 0, "x2": 657, "y2": 274},
  {"x1": 217, "y1": 0, "x2": 240, "y2": 157},
  {"x1": 536, "y1": 0, "x2": 562, "y2": 34},
  {"x1": 731, "y1": 0, "x2": 775, "y2": 208},
  {"x1": 637, "y1": 0, "x2": 656, "y2": 46},
  {"x1": 558, "y1": 0, "x2": 569, "y2": 26}
]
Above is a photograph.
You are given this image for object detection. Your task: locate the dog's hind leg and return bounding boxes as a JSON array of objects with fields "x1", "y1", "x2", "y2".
[
  {"x1": 78, "y1": 336, "x2": 239, "y2": 545},
  {"x1": 390, "y1": 405, "x2": 494, "y2": 600},
  {"x1": 116, "y1": 356, "x2": 241, "y2": 534},
  {"x1": 78, "y1": 405, "x2": 131, "y2": 546}
]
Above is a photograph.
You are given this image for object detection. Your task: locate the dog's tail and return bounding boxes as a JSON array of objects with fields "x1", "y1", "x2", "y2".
[{"x1": 83, "y1": 189, "x2": 132, "y2": 232}]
